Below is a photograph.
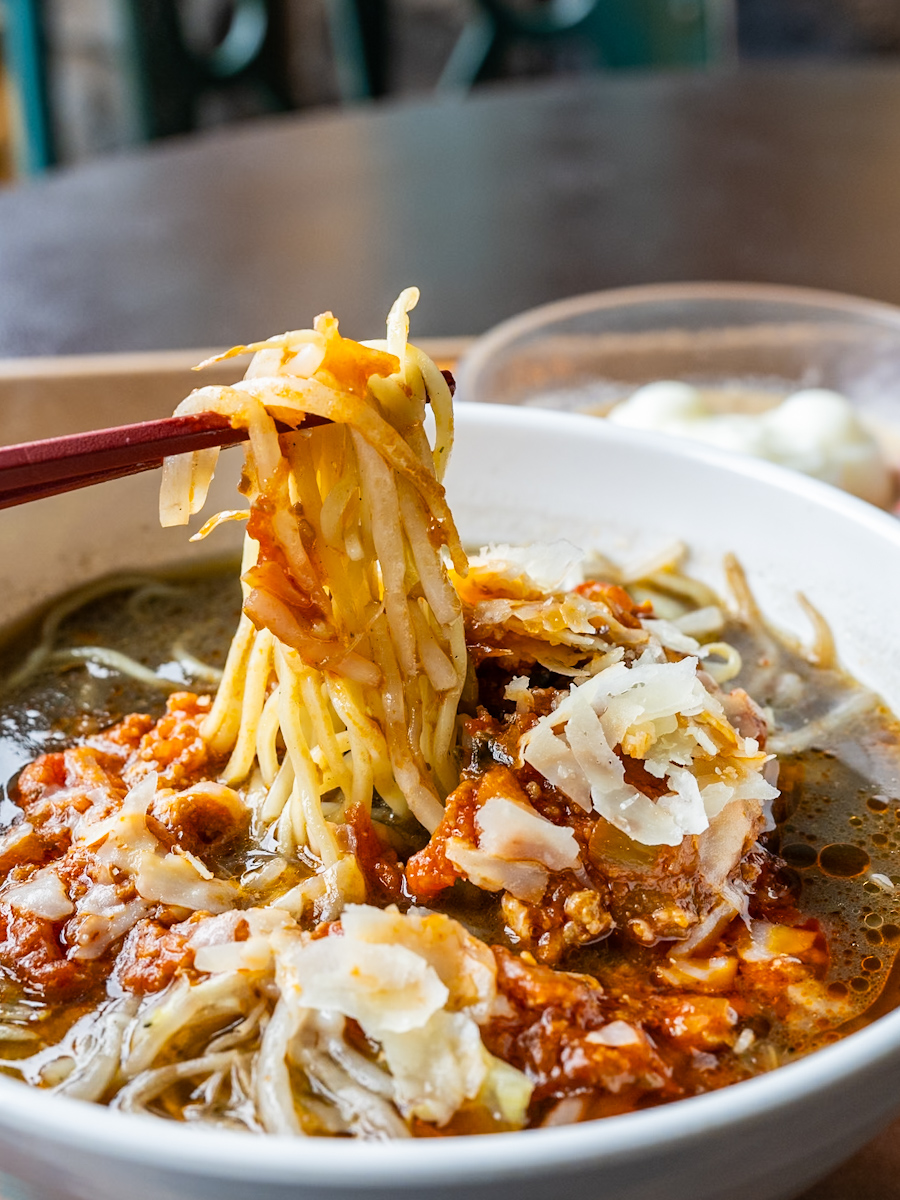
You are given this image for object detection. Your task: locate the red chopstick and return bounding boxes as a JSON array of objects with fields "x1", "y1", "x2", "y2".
[
  {"x1": 0, "y1": 370, "x2": 455, "y2": 511},
  {"x1": 0, "y1": 412, "x2": 321, "y2": 511}
]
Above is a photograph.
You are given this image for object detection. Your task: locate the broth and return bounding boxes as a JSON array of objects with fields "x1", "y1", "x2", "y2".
[
  {"x1": 0, "y1": 560, "x2": 243, "y2": 787},
  {"x1": 0, "y1": 561, "x2": 898, "y2": 1130}
]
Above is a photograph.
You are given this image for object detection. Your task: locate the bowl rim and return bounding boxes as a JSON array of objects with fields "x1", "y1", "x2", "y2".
[
  {"x1": 3, "y1": 402, "x2": 900, "y2": 1186},
  {"x1": 456, "y1": 280, "x2": 900, "y2": 397}
]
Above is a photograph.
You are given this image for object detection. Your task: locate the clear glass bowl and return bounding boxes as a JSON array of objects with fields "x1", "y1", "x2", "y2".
[{"x1": 456, "y1": 282, "x2": 900, "y2": 438}]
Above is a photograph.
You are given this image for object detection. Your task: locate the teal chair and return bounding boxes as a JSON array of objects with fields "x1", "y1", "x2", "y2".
[
  {"x1": 125, "y1": 0, "x2": 389, "y2": 133},
  {"x1": 1, "y1": 0, "x2": 384, "y2": 174},
  {"x1": 324, "y1": 0, "x2": 389, "y2": 102},
  {"x1": 1, "y1": 0, "x2": 53, "y2": 173},
  {"x1": 119, "y1": 0, "x2": 294, "y2": 143},
  {"x1": 440, "y1": 0, "x2": 733, "y2": 89}
]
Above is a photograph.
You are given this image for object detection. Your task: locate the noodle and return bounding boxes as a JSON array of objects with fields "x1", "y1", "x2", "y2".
[{"x1": 161, "y1": 288, "x2": 466, "y2": 843}]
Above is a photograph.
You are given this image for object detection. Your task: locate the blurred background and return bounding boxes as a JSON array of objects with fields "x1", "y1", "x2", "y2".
[{"x1": 2, "y1": 0, "x2": 900, "y2": 183}]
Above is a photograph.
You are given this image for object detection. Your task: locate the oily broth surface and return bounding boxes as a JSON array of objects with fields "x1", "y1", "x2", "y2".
[
  {"x1": 722, "y1": 617, "x2": 900, "y2": 1028},
  {"x1": 0, "y1": 564, "x2": 899, "y2": 1060},
  {"x1": 0, "y1": 559, "x2": 243, "y2": 810}
]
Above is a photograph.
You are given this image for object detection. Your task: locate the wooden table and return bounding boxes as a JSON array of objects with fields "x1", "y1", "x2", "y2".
[
  {"x1": 4, "y1": 63, "x2": 900, "y2": 354},
  {"x1": 2, "y1": 61, "x2": 900, "y2": 1199}
]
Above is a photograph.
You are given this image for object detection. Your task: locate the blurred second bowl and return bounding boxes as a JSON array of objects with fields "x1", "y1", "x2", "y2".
[{"x1": 455, "y1": 282, "x2": 900, "y2": 508}]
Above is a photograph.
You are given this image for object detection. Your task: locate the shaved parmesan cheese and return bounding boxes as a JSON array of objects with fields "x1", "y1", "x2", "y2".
[
  {"x1": 277, "y1": 934, "x2": 448, "y2": 1034},
  {"x1": 870, "y1": 872, "x2": 895, "y2": 893},
  {"x1": 123, "y1": 771, "x2": 158, "y2": 814},
  {"x1": 658, "y1": 768, "x2": 711, "y2": 837},
  {"x1": 562, "y1": 697, "x2": 689, "y2": 845},
  {"x1": 446, "y1": 841, "x2": 549, "y2": 903},
  {"x1": 69, "y1": 895, "x2": 149, "y2": 961},
  {"x1": 191, "y1": 907, "x2": 290, "y2": 948},
  {"x1": 521, "y1": 720, "x2": 591, "y2": 811},
  {"x1": 76, "y1": 774, "x2": 162, "y2": 863},
  {"x1": 520, "y1": 648, "x2": 775, "y2": 847},
  {"x1": 188, "y1": 907, "x2": 294, "y2": 975},
  {"x1": 339, "y1": 905, "x2": 497, "y2": 1020},
  {"x1": 380, "y1": 1009, "x2": 489, "y2": 1124},
  {"x1": 5, "y1": 868, "x2": 74, "y2": 920},
  {"x1": 640, "y1": 618, "x2": 701, "y2": 655},
  {"x1": 585, "y1": 1021, "x2": 642, "y2": 1047},
  {"x1": 135, "y1": 851, "x2": 237, "y2": 913},
  {"x1": 504, "y1": 675, "x2": 532, "y2": 705},
  {"x1": 74, "y1": 884, "x2": 130, "y2": 919},
  {"x1": 187, "y1": 910, "x2": 249, "y2": 948},
  {"x1": 271, "y1": 906, "x2": 530, "y2": 1129},
  {"x1": 194, "y1": 937, "x2": 274, "y2": 974},
  {"x1": 657, "y1": 955, "x2": 738, "y2": 991},
  {"x1": 465, "y1": 541, "x2": 585, "y2": 597},
  {"x1": 78, "y1": 809, "x2": 159, "y2": 860},
  {"x1": 697, "y1": 782, "x2": 736, "y2": 820},
  {"x1": 476, "y1": 796, "x2": 580, "y2": 872}
]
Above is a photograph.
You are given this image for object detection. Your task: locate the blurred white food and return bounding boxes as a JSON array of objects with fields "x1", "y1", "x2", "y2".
[{"x1": 607, "y1": 382, "x2": 894, "y2": 508}]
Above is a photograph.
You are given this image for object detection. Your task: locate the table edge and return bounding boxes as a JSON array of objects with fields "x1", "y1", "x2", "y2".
[{"x1": 0, "y1": 338, "x2": 473, "y2": 380}]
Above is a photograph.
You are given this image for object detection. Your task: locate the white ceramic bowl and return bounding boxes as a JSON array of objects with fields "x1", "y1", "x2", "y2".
[{"x1": 1, "y1": 402, "x2": 900, "y2": 1200}]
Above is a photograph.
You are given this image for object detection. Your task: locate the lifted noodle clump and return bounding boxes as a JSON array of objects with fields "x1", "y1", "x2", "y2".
[{"x1": 160, "y1": 288, "x2": 468, "y2": 858}]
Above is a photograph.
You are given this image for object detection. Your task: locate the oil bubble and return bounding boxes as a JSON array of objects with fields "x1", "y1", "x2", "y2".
[
  {"x1": 818, "y1": 843, "x2": 870, "y2": 878},
  {"x1": 862, "y1": 956, "x2": 882, "y2": 972},
  {"x1": 781, "y1": 843, "x2": 818, "y2": 869}
]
